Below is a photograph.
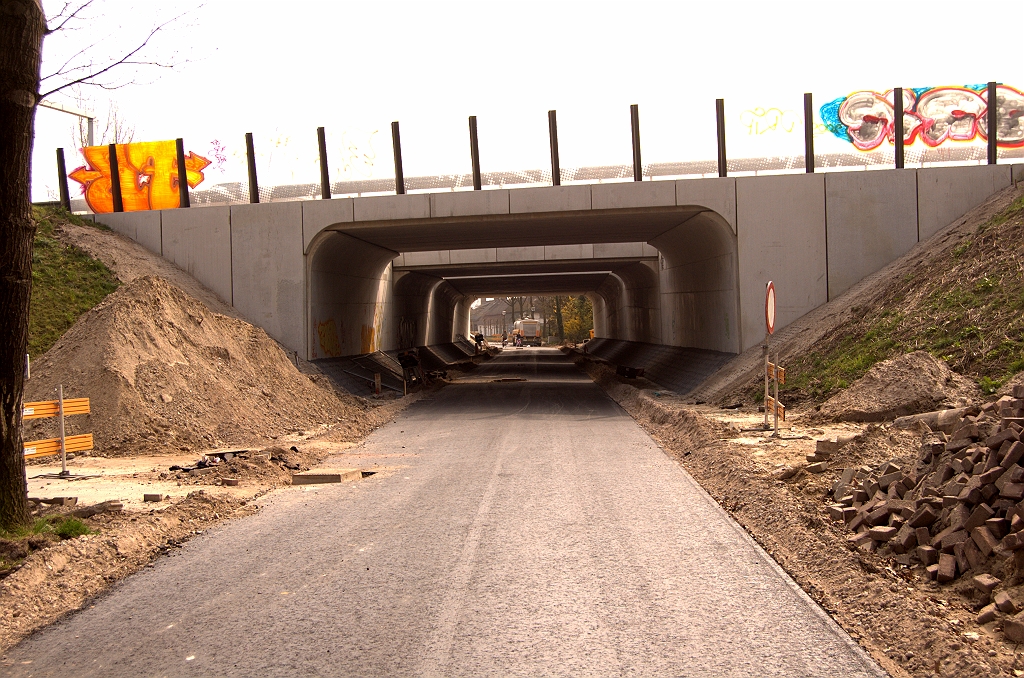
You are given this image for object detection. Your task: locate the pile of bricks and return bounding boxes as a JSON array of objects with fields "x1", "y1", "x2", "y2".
[{"x1": 826, "y1": 385, "x2": 1024, "y2": 629}]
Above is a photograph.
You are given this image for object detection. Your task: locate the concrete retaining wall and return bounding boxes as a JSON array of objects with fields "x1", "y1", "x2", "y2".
[
  {"x1": 83, "y1": 162, "x2": 1015, "y2": 363},
  {"x1": 736, "y1": 173, "x2": 828, "y2": 350},
  {"x1": 161, "y1": 206, "x2": 233, "y2": 305},
  {"x1": 308, "y1": 231, "x2": 397, "y2": 358},
  {"x1": 230, "y1": 202, "x2": 305, "y2": 354},
  {"x1": 824, "y1": 170, "x2": 918, "y2": 300}
]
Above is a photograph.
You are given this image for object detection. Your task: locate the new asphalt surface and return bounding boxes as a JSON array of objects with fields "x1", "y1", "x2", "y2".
[{"x1": 2, "y1": 348, "x2": 885, "y2": 677}]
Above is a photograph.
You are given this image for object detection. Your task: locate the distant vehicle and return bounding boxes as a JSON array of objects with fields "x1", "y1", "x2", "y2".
[{"x1": 512, "y1": 319, "x2": 541, "y2": 346}]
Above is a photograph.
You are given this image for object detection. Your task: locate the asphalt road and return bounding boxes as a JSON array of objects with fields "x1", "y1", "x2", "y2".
[{"x1": 3, "y1": 348, "x2": 884, "y2": 677}]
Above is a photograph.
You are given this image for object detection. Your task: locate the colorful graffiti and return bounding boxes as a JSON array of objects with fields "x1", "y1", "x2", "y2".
[
  {"x1": 69, "y1": 140, "x2": 211, "y2": 213},
  {"x1": 821, "y1": 84, "x2": 1024, "y2": 151},
  {"x1": 739, "y1": 107, "x2": 801, "y2": 135}
]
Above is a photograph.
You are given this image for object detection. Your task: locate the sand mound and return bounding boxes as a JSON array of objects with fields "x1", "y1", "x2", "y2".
[
  {"x1": 24, "y1": 276, "x2": 367, "y2": 454},
  {"x1": 818, "y1": 350, "x2": 979, "y2": 422}
]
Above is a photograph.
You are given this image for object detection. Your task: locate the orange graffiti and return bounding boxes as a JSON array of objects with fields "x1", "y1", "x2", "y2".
[
  {"x1": 68, "y1": 141, "x2": 211, "y2": 213},
  {"x1": 360, "y1": 325, "x2": 376, "y2": 354},
  {"x1": 317, "y1": 319, "x2": 342, "y2": 357}
]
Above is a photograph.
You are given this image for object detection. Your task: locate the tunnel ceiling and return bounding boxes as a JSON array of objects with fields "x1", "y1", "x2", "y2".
[
  {"x1": 445, "y1": 272, "x2": 612, "y2": 296},
  {"x1": 333, "y1": 206, "x2": 704, "y2": 252},
  {"x1": 394, "y1": 257, "x2": 655, "y2": 279}
]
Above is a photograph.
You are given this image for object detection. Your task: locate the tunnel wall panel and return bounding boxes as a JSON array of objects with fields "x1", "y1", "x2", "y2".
[
  {"x1": 230, "y1": 202, "x2": 305, "y2": 355},
  {"x1": 301, "y1": 198, "x2": 353, "y2": 253},
  {"x1": 651, "y1": 212, "x2": 738, "y2": 354},
  {"x1": 161, "y1": 206, "x2": 233, "y2": 305},
  {"x1": 736, "y1": 174, "x2": 827, "y2": 351},
  {"x1": 824, "y1": 170, "x2": 918, "y2": 301},
  {"x1": 917, "y1": 165, "x2": 1010, "y2": 241},
  {"x1": 308, "y1": 232, "x2": 397, "y2": 359}
]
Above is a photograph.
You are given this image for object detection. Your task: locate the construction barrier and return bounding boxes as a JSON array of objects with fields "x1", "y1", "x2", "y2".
[{"x1": 22, "y1": 391, "x2": 93, "y2": 466}]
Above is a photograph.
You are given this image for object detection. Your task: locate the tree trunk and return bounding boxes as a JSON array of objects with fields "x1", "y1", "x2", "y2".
[
  {"x1": 554, "y1": 296, "x2": 564, "y2": 342},
  {"x1": 0, "y1": 0, "x2": 45, "y2": 530}
]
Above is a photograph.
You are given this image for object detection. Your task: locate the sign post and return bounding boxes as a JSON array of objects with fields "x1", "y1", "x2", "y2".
[{"x1": 764, "y1": 282, "x2": 775, "y2": 429}]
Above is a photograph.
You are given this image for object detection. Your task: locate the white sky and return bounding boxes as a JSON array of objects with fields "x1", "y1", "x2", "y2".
[{"x1": 31, "y1": 0, "x2": 1024, "y2": 200}]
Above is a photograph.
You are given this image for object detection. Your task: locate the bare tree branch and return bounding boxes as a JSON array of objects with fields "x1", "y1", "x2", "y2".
[
  {"x1": 39, "y1": 6, "x2": 195, "y2": 100},
  {"x1": 45, "y1": 0, "x2": 96, "y2": 35}
]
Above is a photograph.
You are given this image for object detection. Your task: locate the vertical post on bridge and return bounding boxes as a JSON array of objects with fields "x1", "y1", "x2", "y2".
[
  {"x1": 245, "y1": 132, "x2": 260, "y2": 203},
  {"x1": 716, "y1": 99, "x2": 727, "y2": 178},
  {"x1": 108, "y1": 144, "x2": 124, "y2": 212},
  {"x1": 803, "y1": 93, "x2": 815, "y2": 173},
  {"x1": 392, "y1": 121, "x2": 406, "y2": 195},
  {"x1": 548, "y1": 110, "x2": 561, "y2": 186},
  {"x1": 630, "y1": 104, "x2": 642, "y2": 182},
  {"x1": 175, "y1": 138, "x2": 191, "y2": 208},
  {"x1": 988, "y1": 81, "x2": 998, "y2": 165},
  {"x1": 317, "y1": 127, "x2": 331, "y2": 200},
  {"x1": 468, "y1": 115, "x2": 482, "y2": 190},
  {"x1": 894, "y1": 87, "x2": 905, "y2": 169},
  {"x1": 56, "y1": 148, "x2": 71, "y2": 211}
]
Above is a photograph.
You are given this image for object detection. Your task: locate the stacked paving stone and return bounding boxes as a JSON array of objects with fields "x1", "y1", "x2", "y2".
[{"x1": 826, "y1": 386, "x2": 1024, "y2": 629}]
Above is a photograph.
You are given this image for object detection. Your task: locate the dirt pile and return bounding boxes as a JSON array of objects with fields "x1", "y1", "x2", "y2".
[
  {"x1": 819, "y1": 351, "x2": 980, "y2": 422},
  {"x1": 24, "y1": 276, "x2": 371, "y2": 454}
]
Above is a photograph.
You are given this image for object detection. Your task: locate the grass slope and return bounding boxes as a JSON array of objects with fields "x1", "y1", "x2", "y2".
[
  {"x1": 29, "y1": 207, "x2": 119, "y2": 358},
  {"x1": 781, "y1": 191, "x2": 1024, "y2": 404}
]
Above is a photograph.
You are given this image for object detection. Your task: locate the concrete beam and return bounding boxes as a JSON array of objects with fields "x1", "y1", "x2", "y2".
[{"x1": 302, "y1": 198, "x2": 353, "y2": 253}]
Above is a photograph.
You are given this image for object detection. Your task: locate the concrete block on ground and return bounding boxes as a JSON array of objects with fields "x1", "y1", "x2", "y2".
[
  {"x1": 973, "y1": 573, "x2": 1001, "y2": 595},
  {"x1": 291, "y1": 469, "x2": 362, "y2": 485},
  {"x1": 143, "y1": 494, "x2": 164, "y2": 502},
  {"x1": 978, "y1": 603, "x2": 998, "y2": 624},
  {"x1": 995, "y1": 591, "x2": 1018, "y2": 614},
  {"x1": 936, "y1": 553, "x2": 957, "y2": 582}
]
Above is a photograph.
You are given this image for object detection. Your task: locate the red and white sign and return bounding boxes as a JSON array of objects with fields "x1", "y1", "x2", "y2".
[{"x1": 765, "y1": 281, "x2": 776, "y2": 335}]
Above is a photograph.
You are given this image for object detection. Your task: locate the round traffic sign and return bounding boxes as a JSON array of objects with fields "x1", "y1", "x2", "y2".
[{"x1": 765, "y1": 281, "x2": 776, "y2": 335}]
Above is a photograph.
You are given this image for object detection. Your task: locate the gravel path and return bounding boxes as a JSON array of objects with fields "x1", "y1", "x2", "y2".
[{"x1": 2, "y1": 349, "x2": 884, "y2": 677}]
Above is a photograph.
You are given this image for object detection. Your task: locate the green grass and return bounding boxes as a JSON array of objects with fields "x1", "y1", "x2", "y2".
[
  {"x1": 29, "y1": 207, "x2": 119, "y2": 357},
  {"x1": 775, "y1": 192, "x2": 1024, "y2": 406},
  {"x1": 0, "y1": 515, "x2": 95, "y2": 542}
]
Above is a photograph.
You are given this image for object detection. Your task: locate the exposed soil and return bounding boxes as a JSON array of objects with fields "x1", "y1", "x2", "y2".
[
  {"x1": 818, "y1": 351, "x2": 980, "y2": 422},
  {"x1": 582, "y1": 357, "x2": 1024, "y2": 678}
]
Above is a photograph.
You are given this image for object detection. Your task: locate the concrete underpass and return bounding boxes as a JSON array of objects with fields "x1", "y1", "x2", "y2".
[{"x1": 91, "y1": 164, "x2": 1023, "y2": 396}]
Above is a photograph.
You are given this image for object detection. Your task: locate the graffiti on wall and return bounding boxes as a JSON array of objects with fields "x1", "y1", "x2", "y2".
[
  {"x1": 69, "y1": 140, "x2": 212, "y2": 213},
  {"x1": 316, "y1": 319, "x2": 343, "y2": 359},
  {"x1": 821, "y1": 84, "x2": 1024, "y2": 151}
]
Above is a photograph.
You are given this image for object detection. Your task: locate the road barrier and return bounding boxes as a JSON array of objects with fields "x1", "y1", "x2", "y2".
[{"x1": 22, "y1": 385, "x2": 92, "y2": 474}]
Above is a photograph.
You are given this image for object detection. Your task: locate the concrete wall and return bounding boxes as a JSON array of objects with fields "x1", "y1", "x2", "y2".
[
  {"x1": 83, "y1": 161, "x2": 1014, "y2": 363},
  {"x1": 95, "y1": 211, "x2": 162, "y2": 255},
  {"x1": 161, "y1": 206, "x2": 233, "y2": 305},
  {"x1": 918, "y1": 165, "x2": 1011, "y2": 241},
  {"x1": 392, "y1": 272, "x2": 442, "y2": 349},
  {"x1": 652, "y1": 214, "x2": 739, "y2": 354},
  {"x1": 824, "y1": 170, "x2": 918, "y2": 300},
  {"x1": 614, "y1": 262, "x2": 661, "y2": 344},
  {"x1": 428, "y1": 282, "x2": 466, "y2": 345},
  {"x1": 230, "y1": 202, "x2": 305, "y2": 355},
  {"x1": 736, "y1": 173, "x2": 827, "y2": 351},
  {"x1": 308, "y1": 231, "x2": 398, "y2": 358}
]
